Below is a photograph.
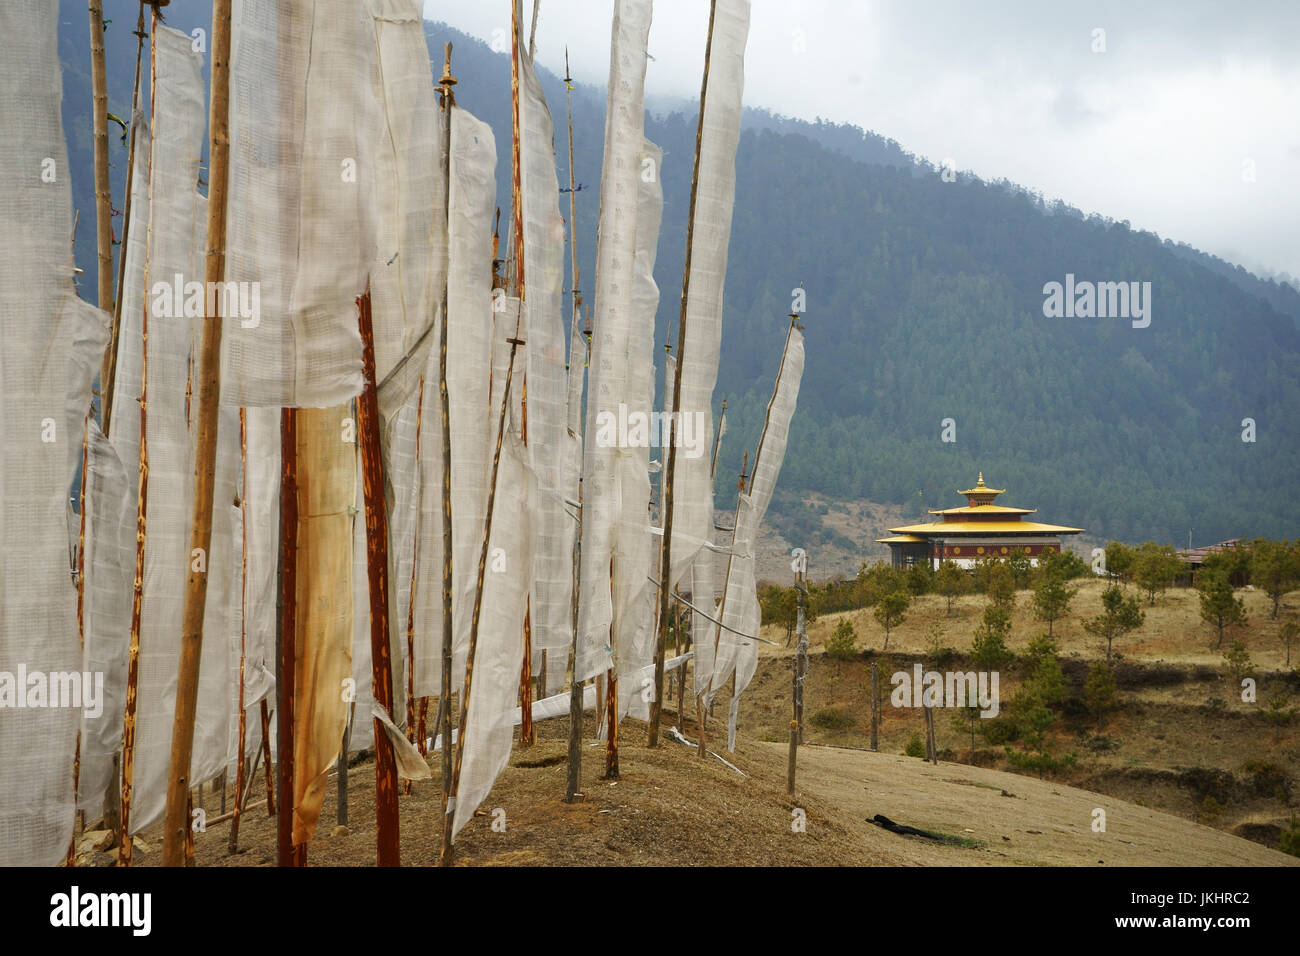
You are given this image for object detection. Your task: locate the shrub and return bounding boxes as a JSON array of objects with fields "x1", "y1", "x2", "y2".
[
  {"x1": 1083, "y1": 661, "x2": 1118, "y2": 732},
  {"x1": 1263, "y1": 692, "x2": 1296, "y2": 726},
  {"x1": 1280, "y1": 818, "x2": 1300, "y2": 858},
  {"x1": 904, "y1": 732, "x2": 926, "y2": 758},
  {"x1": 971, "y1": 604, "x2": 1013, "y2": 669},
  {"x1": 1242, "y1": 760, "x2": 1291, "y2": 800},
  {"x1": 1221, "y1": 639, "x2": 1253, "y2": 685},
  {"x1": 980, "y1": 714, "x2": 1019, "y2": 746},
  {"x1": 923, "y1": 620, "x2": 955, "y2": 663},
  {"x1": 825, "y1": 619, "x2": 858, "y2": 660},
  {"x1": 1198, "y1": 795, "x2": 1226, "y2": 826},
  {"x1": 906, "y1": 562, "x2": 932, "y2": 596}
]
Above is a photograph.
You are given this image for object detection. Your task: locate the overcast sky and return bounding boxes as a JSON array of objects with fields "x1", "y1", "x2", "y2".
[{"x1": 424, "y1": 1, "x2": 1300, "y2": 284}]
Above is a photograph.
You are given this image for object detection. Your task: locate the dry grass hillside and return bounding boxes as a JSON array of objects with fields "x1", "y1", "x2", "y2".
[
  {"x1": 71, "y1": 579, "x2": 1295, "y2": 868},
  {"x1": 744, "y1": 577, "x2": 1300, "y2": 855}
]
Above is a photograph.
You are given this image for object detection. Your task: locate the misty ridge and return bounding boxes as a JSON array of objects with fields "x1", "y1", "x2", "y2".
[{"x1": 57, "y1": 4, "x2": 1300, "y2": 551}]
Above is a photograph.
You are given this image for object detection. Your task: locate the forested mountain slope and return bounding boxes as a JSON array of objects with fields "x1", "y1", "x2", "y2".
[{"x1": 58, "y1": 5, "x2": 1300, "y2": 549}]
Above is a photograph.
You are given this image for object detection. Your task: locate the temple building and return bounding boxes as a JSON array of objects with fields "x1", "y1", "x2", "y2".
[{"x1": 878, "y1": 473, "x2": 1083, "y2": 569}]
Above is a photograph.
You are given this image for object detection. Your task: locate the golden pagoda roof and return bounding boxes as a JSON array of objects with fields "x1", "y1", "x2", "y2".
[
  {"x1": 876, "y1": 534, "x2": 927, "y2": 543},
  {"x1": 958, "y1": 472, "x2": 1004, "y2": 496},
  {"x1": 929, "y1": 504, "x2": 1035, "y2": 516},
  {"x1": 887, "y1": 520, "x2": 1084, "y2": 535}
]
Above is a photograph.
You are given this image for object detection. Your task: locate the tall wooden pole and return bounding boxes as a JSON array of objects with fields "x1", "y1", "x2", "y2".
[
  {"x1": 563, "y1": 50, "x2": 586, "y2": 803},
  {"x1": 161, "y1": 0, "x2": 233, "y2": 867},
  {"x1": 650, "y1": 0, "x2": 719, "y2": 747},
  {"x1": 88, "y1": 0, "x2": 113, "y2": 372},
  {"x1": 227, "y1": 409, "x2": 249, "y2": 854},
  {"x1": 673, "y1": 589, "x2": 685, "y2": 727},
  {"x1": 67, "y1": 421, "x2": 90, "y2": 866},
  {"x1": 509, "y1": 0, "x2": 536, "y2": 750},
  {"x1": 276, "y1": 406, "x2": 302, "y2": 867},
  {"x1": 356, "y1": 287, "x2": 402, "y2": 867},
  {"x1": 101, "y1": 2, "x2": 148, "y2": 437},
  {"x1": 435, "y1": 40, "x2": 458, "y2": 850},
  {"x1": 404, "y1": 376, "x2": 425, "y2": 795},
  {"x1": 791, "y1": 553, "x2": 807, "y2": 782},
  {"x1": 118, "y1": 9, "x2": 161, "y2": 867},
  {"x1": 440, "y1": 312, "x2": 526, "y2": 866}
]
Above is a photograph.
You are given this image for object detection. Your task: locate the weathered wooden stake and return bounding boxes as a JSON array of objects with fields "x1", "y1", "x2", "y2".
[
  {"x1": 118, "y1": 9, "x2": 161, "y2": 866},
  {"x1": 259, "y1": 699, "x2": 274, "y2": 815},
  {"x1": 67, "y1": 420, "x2": 89, "y2": 867},
  {"x1": 100, "y1": 0, "x2": 147, "y2": 436},
  {"x1": 603, "y1": 673, "x2": 619, "y2": 779},
  {"x1": 520, "y1": 600, "x2": 534, "y2": 747},
  {"x1": 356, "y1": 286, "x2": 401, "y2": 867},
  {"x1": 674, "y1": 592, "x2": 686, "y2": 728},
  {"x1": 162, "y1": 0, "x2": 232, "y2": 867},
  {"x1": 870, "y1": 661, "x2": 879, "y2": 752},
  {"x1": 227, "y1": 408, "x2": 248, "y2": 855},
  {"x1": 440, "y1": 308, "x2": 526, "y2": 865},
  {"x1": 404, "y1": 376, "x2": 424, "y2": 796},
  {"x1": 925, "y1": 695, "x2": 937, "y2": 765},
  {"x1": 435, "y1": 40, "x2": 458, "y2": 856},
  {"x1": 337, "y1": 702, "x2": 353, "y2": 827},
  {"x1": 786, "y1": 720, "x2": 798, "y2": 795},
  {"x1": 794, "y1": 558, "x2": 807, "y2": 746}
]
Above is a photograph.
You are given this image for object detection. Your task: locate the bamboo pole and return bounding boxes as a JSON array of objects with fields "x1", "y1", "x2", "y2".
[
  {"x1": 118, "y1": 9, "x2": 161, "y2": 866},
  {"x1": 89, "y1": 0, "x2": 113, "y2": 363},
  {"x1": 356, "y1": 286, "x2": 401, "y2": 867},
  {"x1": 161, "y1": 0, "x2": 233, "y2": 867},
  {"x1": 509, "y1": 0, "x2": 535, "y2": 751},
  {"x1": 791, "y1": 554, "x2": 806, "y2": 779},
  {"x1": 440, "y1": 306, "x2": 526, "y2": 866},
  {"x1": 649, "y1": 0, "x2": 719, "y2": 748},
  {"x1": 563, "y1": 45, "x2": 585, "y2": 801},
  {"x1": 101, "y1": 2, "x2": 148, "y2": 436},
  {"x1": 674, "y1": 590, "x2": 686, "y2": 728},
  {"x1": 404, "y1": 375, "x2": 425, "y2": 796},
  {"x1": 435, "y1": 40, "x2": 458, "y2": 855},
  {"x1": 67, "y1": 420, "x2": 90, "y2": 867},
  {"x1": 227, "y1": 408, "x2": 249, "y2": 854},
  {"x1": 276, "y1": 407, "x2": 298, "y2": 867}
]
